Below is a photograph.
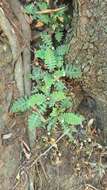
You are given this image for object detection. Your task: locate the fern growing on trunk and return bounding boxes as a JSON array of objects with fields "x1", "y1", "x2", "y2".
[{"x1": 11, "y1": 0, "x2": 84, "y2": 141}]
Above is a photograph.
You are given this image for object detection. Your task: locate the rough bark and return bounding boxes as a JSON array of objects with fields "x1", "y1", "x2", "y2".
[
  {"x1": 0, "y1": 0, "x2": 31, "y2": 189},
  {"x1": 68, "y1": 0, "x2": 107, "y2": 144},
  {"x1": 7, "y1": 0, "x2": 31, "y2": 96}
]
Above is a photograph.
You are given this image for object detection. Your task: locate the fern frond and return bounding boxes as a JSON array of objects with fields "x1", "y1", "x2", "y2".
[
  {"x1": 15, "y1": 2, "x2": 84, "y2": 142},
  {"x1": 47, "y1": 117, "x2": 57, "y2": 131},
  {"x1": 40, "y1": 85, "x2": 51, "y2": 94},
  {"x1": 28, "y1": 113, "x2": 42, "y2": 130},
  {"x1": 65, "y1": 65, "x2": 82, "y2": 79},
  {"x1": 51, "y1": 91, "x2": 66, "y2": 101},
  {"x1": 49, "y1": 91, "x2": 66, "y2": 107},
  {"x1": 37, "y1": 2, "x2": 48, "y2": 10},
  {"x1": 11, "y1": 97, "x2": 28, "y2": 113},
  {"x1": 54, "y1": 69, "x2": 65, "y2": 80},
  {"x1": 62, "y1": 125, "x2": 77, "y2": 141},
  {"x1": 61, "y1": 98, "x2": 72, "y2": 109},
  {"x1": 55, "y1": 31, "x2": 63, "y2": 42},
  {"x1": 56, "y1": 44, "x2": 69, "y2": 56},
  {"x1": 28, "y1": 94, "x2": 46, "y2": 108},
  {"x1": 41, "y1": 33, "x2": 53, "y2": 48},
  {"x1": 25, "y1": 2, "x2": 50, "y2": 24},
  {"x1": 56, "y1": 56, "x2": 64, "y2": 68},
  {"x1": 35, "y1": 49, "x2": 45, "y2": 60},
  {"x1": 50, "y1": 107, "x2": 59, "y2": 117},
  {"x1": 37, "y1": 15, "x2": 50, "y2": 24},
  {"x1": 47, "y1": 108, "x2": 58, "y2": 131},
  {"x1": 54, "y1": 81, "x2": 66, "y2": 91},
  {"x1": 44, "y1": 48, "x2": 57, "y2": 70},
  {"x1": 38, "y1": 103, "x2": 47, "y2": 114},
  {"x1": 31, "y1": 66, "x2": 44, "y2": 81},
  {"x1": 59, "y1": 112, "x2": 85, "y2": 125},
  {"x1": 24, "y1": 4, "x2": 37, "y2": 15},
  {"x1": 44, "y1": 74, "x2": 54, "y2": 88}
]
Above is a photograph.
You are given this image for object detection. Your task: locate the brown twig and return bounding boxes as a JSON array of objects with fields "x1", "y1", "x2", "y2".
[
  {"x1": 36, "y1": 162, "x2": 43, "y2": 189},
  {"x1": 36, "y1": 6, "x2": 67, "y2": 14},
  {"x1": 30, "y1": 133, "x2": 65, "y2": 169},
  {"x1": 86, "y1": 184, "x2": 99, "y2": 190},
  {"x1": 39, "y1": 158, "x2": 48, "y2": 181},
  {"x1": 12, "y1": 133, "x2": 65, "y2": 190}
]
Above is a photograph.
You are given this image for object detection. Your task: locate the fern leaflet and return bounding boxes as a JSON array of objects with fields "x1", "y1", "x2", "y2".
[
  {"x1": 31, "y1": 66, "x2": 44, "y2": 81},
  {"x1": 56, "y1": 44, "x2": 69, "y2": 56},
  {"x1": 55, "y1": 31, "x2": 63, "y2": 42},
  {"x1": 28, "y1": 113, "x2": 42, "y2": 130},
  {"x1": 65, "y1": 65, "x2": 82, "y2": 79},
  {"x1": 28, "y1": 94, "x2": 46, "y2": 108},
  {"x1": 11, "y1": 97, "x2": 29, "y2": 113},
  {"x1": 59, "y1": 112, "x2": 85, "y2": 125},
  {"x1": 44, "y1": 48, "x2": 57, "y2": 70},
  {"x1": 49, "y1": 91, "x2": 66, "y2": 106},
  {"x1": 41, "y1": 33, "x2": 53, "y2": 48}
]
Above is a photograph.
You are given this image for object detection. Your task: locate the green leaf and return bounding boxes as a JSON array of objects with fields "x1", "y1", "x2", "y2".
[
  {"x1": 54, "y1": 69, "x2": 65, "y2": 80},
  {"x1": 47, "y1": 117, "x2": 57, "y2": 131},
  {"x1": 24, "y1": 4, "x2": 34, "y2": 14},
  {"x1": 65, "y1": 65, "x2": 82, "y2": 79},
  {"x1": 55, "y1": 31, "x2": 63, "y2": 42},
  {"x1": 61, "y1": 98, "x2": 72, "y2": 109},
  {"x1": 44, "y1": 74, "x2": 54, "y2": 88},
  {"x1": 56, "y1": 56, "x2": 64, "y2": 68},
  {"x1": 44, "y1": 48, "x2": 57, "y2": 70},
  {"x1": 35, "y1": 49, "x2": 45, "y2": 59},
  {"x1": 28, "y1": 94, "x2": 46, "y2": 107},
  {"x1": 31, "y1": 67, "x2": 44, "y2": 81},
  {"x1": 51, "y1": 91, "x2": 66, "y2": 101},
  {"x1": 50, "y1": 107, "x2": 58, "y2": 117},
  {"x1": 37, "y1": 15, "x2": 50, "y2": 24},
  {"x1": 63, "y1": 126, "x2": 76, "y2": 141},
  {"x1": 41, "y1": 33, "x2": 52, "y2": 48},
  {"x1": 28, "y1": 113, "x2": 42, "y2": 129},
  {"x1": 56, "y1": 45, "x2": 69, "y2": 56},
  {"x1": 49, "y1": 91, "x2": 66, "y2": 106},
  {"x1": 37, "y1": 2, "x2": 48, "y2": 10},
  {"x1": 24, "y1": 4, "x2": 38, "y2": 16},
  {"x1": 40, "y1": 85, "x2": 51, "y2": 94},
  {"x1": 39, "y1": 103, "x2": 47, "y2": 114},
  {"x1": 54, "y1": 81, "x2": 66, "y2": 91},
  {"x1": 12, "y1": 2, "x2": 83, "y2": 141},
  {"x1": 11, "y1": 97, "x2": 28, "y2": 112},
  {"x1": 59, "y1": 112, "x2": 85, "y2": 125}
]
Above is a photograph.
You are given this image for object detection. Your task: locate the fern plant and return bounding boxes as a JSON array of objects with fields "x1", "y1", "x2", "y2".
[{"x1": 11, "y1": 0, "x2": 84, "y2": 142}]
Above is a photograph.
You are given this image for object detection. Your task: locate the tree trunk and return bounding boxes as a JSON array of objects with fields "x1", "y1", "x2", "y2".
[
  {"x1": 68, "y1": 0, "x2": 107, "y2": 144},
  {"x1": 0, "y1": 0, "x2": 31, "y2": 189}
]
